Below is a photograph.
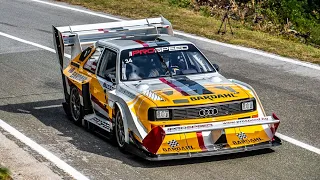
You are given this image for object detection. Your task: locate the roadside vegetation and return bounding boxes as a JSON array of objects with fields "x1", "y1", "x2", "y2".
[
  {"x1": 0, "y1": 167, "x2": 11, "y2": 180},
  {"x1": 57, "y1": 0, "x2": 320, "y2": 64}
]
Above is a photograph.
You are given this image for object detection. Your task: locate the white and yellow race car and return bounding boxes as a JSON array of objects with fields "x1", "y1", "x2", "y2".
[{"x1": 53, "y1": 17, "x2": 281, "y2": 160}]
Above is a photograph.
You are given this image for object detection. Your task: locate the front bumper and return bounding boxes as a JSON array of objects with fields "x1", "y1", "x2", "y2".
[{"x1": 129, "y1": 136, "x2": 281, "y2": 161}]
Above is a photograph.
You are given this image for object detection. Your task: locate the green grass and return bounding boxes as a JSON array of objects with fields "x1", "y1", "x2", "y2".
[
  {"x1": 57, "y1": 0, "x2": 320, "y2": 64},
  {"x1": 0, "y1": 167, "x2": 11, "y2": 180}
]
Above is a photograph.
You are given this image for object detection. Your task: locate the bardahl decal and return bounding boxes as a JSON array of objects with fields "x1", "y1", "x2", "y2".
[
  {"x1": 162, "y1": 146, "x2": 194, "y2": 152},
  {"x1": 232, "y1": 137, "x2": 263, "y2": 145},
  {"x1": 70, "y1": 72, "x2": 87, "y2": 82},
  {"x1": 190, "y1": 93, "x2": 237, "y2": 101},
  {"x1": 129, "y1": 45, "x2": 189, "y2": 57}
]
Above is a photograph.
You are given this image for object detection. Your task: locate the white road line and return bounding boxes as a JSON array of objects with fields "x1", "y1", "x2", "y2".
[
  {"x1": 17, "y1": 109, "x2": 31, "y2": 113},
  {"x1": 34, "y1": 104, "x2": 63, "y2": 109},
  {"x1": 31, "y1": 0, "x2": 122, "y2": 21},
  {"x1": 0, "y1": 119, "x2": 90, "y2": 180},
  {"x1": 0, "y1": 32, "x2": 71, "y2": 59},
  {"x1": 1, "y1": 27, "x2": 320, "y2": 156},
  {"x1": 276, "y1": 133, "x2": 320, "y2": 155},
  {"x1": 31, "y1": 0, "x2": 320, "y2": 71}
]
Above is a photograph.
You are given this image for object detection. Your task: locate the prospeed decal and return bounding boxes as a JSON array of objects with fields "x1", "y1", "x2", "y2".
[
  {"x1": 190, "y1": 93, "x2": 238, "y2": 101},
  {"x1": 129, "y1": 45, "x2": 189, "y2": 57}
]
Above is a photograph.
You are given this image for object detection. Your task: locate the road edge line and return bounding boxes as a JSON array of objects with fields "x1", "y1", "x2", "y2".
[
  {"x1": 30, "y1": 0, "x2": 320, "y2": 71},
  {"x1": 0, "y1": 119, "x2": 90, "y2": 180},
  {"x1": 276, "y1": 133, "x2": 320, "y2": 155}
]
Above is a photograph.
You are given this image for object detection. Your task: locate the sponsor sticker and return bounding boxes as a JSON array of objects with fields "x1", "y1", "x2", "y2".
[
  {"x1": 162, "y1": 146, "x2": 194, "y2": 152},
  {"x1": 119, "y1": 88, "x2": 136, "y2": 99},
  {"x1": 232, "y1": 137, "x2": 263, "y2": 145},
  {"x1": 190, "y1": 93, "x2": 237, "y2": 101},
  {"x1": 166, "y1": 124, "x2": 213, "y2": 133},
  {"x1": 68, "y1": 67, "x2": 75, "y2": 73},
  {"x1": 222, "y1": 117, "x2": 269, "y2": 125},
  {"x1": 70, "y1": 72, "x2": 87, "y2": 82},
  {"x1": 167, "y1": 140, "x2": 179, "y2": 148},
  {"x1": 129, "y1": 45, "x2": 189, "y2": 57}
]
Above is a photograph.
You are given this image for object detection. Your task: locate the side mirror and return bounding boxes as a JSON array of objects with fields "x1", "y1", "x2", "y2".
[{"x1": 213, "y1": 64, "x2": 220, "y2": 72}]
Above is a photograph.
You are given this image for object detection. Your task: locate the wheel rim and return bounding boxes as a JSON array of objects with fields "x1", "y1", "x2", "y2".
[
  {"x1": 70, "y1": 88, "x2": 81, "y2": 121},
  {"x1": 116, "y1": 112, "x2": 125, "y2": 147}
]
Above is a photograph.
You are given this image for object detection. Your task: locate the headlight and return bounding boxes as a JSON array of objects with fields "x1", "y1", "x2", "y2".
[
  {"x1": 148, "y1": 109, "x2": 171, "y2": 120},
  {"x1": 156, "y1": 110, "x2": 170, "y2": 119},
  {"x1": 242, "y1": 101, "x2": 254, "y2": 110}
]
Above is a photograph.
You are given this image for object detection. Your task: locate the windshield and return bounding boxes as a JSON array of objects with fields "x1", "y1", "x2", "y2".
[{"x1": 121, "y1": 44, "x2": 215, "y2": 81}]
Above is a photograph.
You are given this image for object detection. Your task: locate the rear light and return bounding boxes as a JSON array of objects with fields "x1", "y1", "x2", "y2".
[
  {"x1": 142, "y1": 126, "x2": 165, "y2": 154},
  {"x1": 252, "y1": 114, "x2": 258, "y2": 118}
]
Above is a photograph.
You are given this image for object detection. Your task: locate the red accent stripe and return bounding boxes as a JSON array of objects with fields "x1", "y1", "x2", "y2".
[
  {"x1": 134, "y1": 40, "x2": 149, "y2": 47},
  {"x1": 196, "y1": 132, "x2": 207, "y2": 151},
  {"x1": 159, "y1": 78, "x2": 189, "y2": 96},
  {"x1": 91, "y1": 95, "x2": 107, "y2": 111}
]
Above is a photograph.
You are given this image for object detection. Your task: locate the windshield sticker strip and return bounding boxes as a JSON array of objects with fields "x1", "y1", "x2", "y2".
[{"x1": 159, "y1": 78, "x2": 189, "y2": 96}]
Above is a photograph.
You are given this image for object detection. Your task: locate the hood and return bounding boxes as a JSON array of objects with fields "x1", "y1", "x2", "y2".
[{"x1": 123, "y1": 74, "x2": 253, "y2": 106}]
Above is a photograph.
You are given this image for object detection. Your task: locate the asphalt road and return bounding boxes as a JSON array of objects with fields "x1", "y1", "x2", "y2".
[{"x1": 0, "y1": 0, "x2": 319, "y2": 179}]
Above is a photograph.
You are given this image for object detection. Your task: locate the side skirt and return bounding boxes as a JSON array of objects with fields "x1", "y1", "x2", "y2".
[{"x1": 84, "y1": 114, "x2": 113, "y2": 133}]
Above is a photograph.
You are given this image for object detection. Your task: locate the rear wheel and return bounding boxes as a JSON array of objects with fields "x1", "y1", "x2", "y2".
[{"x1": 69, "y1": 86, "x2": 83, "y2": 125}]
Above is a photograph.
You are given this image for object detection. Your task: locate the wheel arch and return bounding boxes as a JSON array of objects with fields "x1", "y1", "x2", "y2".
[
  {"x1": 229, "y1": 79, "x2": 266, "y2": 117},
  {"x1": 113, "y1": 101, "x2": 130, "y2": 144}
]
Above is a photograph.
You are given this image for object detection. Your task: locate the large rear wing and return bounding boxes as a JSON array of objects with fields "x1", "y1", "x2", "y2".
[
  {"x1": 52, "y1": 16, "x2": 173, "y2": 103},
  {"x1": 52, "y1": 16, "x2": 173, "y2": 62}
]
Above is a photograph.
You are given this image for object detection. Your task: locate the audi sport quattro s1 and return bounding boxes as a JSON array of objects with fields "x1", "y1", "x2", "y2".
[{"x1": 52, "y1": 16, "x2": 281, "y2": 160}]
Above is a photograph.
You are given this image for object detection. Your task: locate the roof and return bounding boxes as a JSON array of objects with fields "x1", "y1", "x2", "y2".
[{"x1": 96, "y1": 35, "x2": 193, "y2": 51}]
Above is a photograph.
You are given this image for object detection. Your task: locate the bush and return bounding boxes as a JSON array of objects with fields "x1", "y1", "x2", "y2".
[
  {"x1": 168, "y1": 0, "x2": 192, "y2": 8},
  {"x1": 0, "y1": 167, "x2": 11, "y2": 180}
]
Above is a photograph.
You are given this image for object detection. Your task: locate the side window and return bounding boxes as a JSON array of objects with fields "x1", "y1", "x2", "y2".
[
  {"x1": 98, "y1": 48, "x2": 117, "y2": 81},
  {"x1": 84, "y1": 47, "x2": 103, "y2": 73}
]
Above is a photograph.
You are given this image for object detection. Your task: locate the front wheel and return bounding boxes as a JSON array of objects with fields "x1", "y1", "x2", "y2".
[
  {"x1": 115, "y1": 110, "x2": 126, "y2": 151},
  {"x1": 69, "y1": 86, "x2": 83, "y2": 125}
]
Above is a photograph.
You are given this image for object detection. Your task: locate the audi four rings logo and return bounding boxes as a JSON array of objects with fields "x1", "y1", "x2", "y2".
[{"x1": 198, "y1": 108, "x2": 219, "y2": 117}]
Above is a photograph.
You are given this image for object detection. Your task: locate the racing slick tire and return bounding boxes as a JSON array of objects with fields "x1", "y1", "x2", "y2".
[
  {"x1": 115, "y1": 110, "x2": 127, "y2": 152},
  {"x1": 69, "y1": 86, "x2": 84, "y2": 125}
]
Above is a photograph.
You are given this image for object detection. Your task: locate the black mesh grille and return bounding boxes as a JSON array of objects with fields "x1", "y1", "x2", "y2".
[{"x1": 171, "y1": 100, "x2": 255, "y2": 120}]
